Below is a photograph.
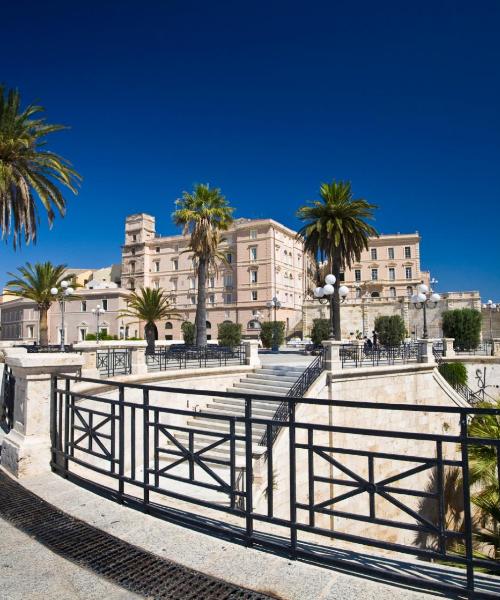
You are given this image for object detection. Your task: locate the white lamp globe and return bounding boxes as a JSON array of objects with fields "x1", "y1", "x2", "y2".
[
  {"x1": 314, "y1": 287, "x2": 324, "y2": 298},
  {"x1": 325, "y1": 274, "x2": 336, "y2": 285},
  {"x1": 417, "y1": 292, "x2": 427, "y2": 303},
  {"x1": 60, "y1": 280, "x2": 68, "y2": 289},
  {"x1": 417, "y1": 283, "x2": 428, "y2": 294},
  {"x1": 430, "y1": 292, "x2": 441, "y2": 302},
  {"x1": 483, "y1": 304, "x2": 487, "y2": 309},
  {"x1": 323, "y1": 284, "x2": 334, "y2": 296},
  {"x1": 65, "y1": 287, "x2": 74, "y2": 295},
  {"x1": 410, "y1": 294, "x2": 419, "y2": 304},
  {"x1": 50, "y1": 287, "x2": 58, "y2": 295},
  {"x1": 339, "y1": 285, "x2": 349, "y2": 298},
  {"x1": 492, "y1": 304, "x2": 497, "y2": 309},
  {"x1": 487, "y1": 299, "x2": 493, "y2": 305}
]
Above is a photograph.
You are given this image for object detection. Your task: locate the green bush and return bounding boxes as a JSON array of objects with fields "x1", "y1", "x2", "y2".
[
  {"x1": 85, "y1": 333, "x2": 118, "y2": 341},
  {"x1": 442, "y1": 309, "x2": 482, "y2": 351},
  {"x1": 217, "y1": 322, "x2": 242, "y2": 347},
  {"x1": 181, "y1": 321, "x2": 195, "y2": 345},
  {"x1": 260, "y1": 321, "x2": 285, "y2": 348},
  {"x1": 374, "y1": 315, "x2": 406, "y2": 346},
  {"x1": 311, "y1": 319, "x2": 330, "y2": 346},
  {"x1": 438, "y1": 362, "x2": 468, "y2": 387}
]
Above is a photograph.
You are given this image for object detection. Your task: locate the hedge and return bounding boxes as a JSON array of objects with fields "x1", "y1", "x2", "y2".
[
  {"x1": 442, "y1": 309, "x2": 482, "y2": 351},
  {"x1": 181, "y1": 321, "x2": 195, "y2": 345},
  {"x1": 374, "y1": 315, "x2": 406, "y2": 346},
  {"x1": 311, "y1": 319, "x2": 330, "y2": 346},
  {"x1": 217, "y1": 322, "x2": 242, "y2": 347},
  {"x1": 438, "y1": 362, "x2": 468, "y2": 388},
  {"x1": 260, "y1": 321, "x2": 285, "y2": 348}
]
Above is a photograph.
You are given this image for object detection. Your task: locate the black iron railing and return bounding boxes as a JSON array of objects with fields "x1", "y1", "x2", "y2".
[
  {"x1": 455, "y1": 341, "x2": 493, "y2": 356},
  {"x1": 96, "y1": 349, "x2": 132, "y2": 377},
  {"x1": 0, "y1": 365, "x2": 15, "y2": 433},
  {"x1": 433, "y1": 351, "x2": 485, "y2": 406},
  {"x1": 18, "y1": 344, "x2": 75, "y2": 353},
  {"x1": 50, "y1": 374, "x2": 500, "y2": 599},
  {"x1": 146, "y1": 344, "x2": 245, "y2": 371},
  {"x1": 340, "y1": 342, "x2": 421, "y2": 368}
]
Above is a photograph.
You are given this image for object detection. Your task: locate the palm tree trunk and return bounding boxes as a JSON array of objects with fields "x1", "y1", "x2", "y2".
[
  {"x1": 145, "y1": 322, "x2": 156, "y2": 355},
  {"x1": 195, "y1": 257, "x2": 207, "y2": 347},
  {"x1": 331, "y1": 251, "x2": 342, "y2": 341},
  {"x1": 39, "y1": 307, "x2": 49, "y2": 346}
]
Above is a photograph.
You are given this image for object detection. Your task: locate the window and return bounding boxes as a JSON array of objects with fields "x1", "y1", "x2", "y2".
[
  {"x1": 209, "y1": 276, "x2": 215, "y2": 288},
  {"x1": 130, "y1": 261, "x2": 136, "y2": 274},
  {"x1": 250, "y1": 270, "x2": 258, "y2": 284},
  {"x1": 132, "y1": 234, "x2": 137, "y2": 242},
  {"x1": 248, "y1": 320, "x2": 261, "y2": 330},
  {"x1": 224, "y1": 293, "x2": 233, "y2": 304},
  {"x1": 371, "y1": 248, "x2": 377, "y2": 260},
  {"x1": 388, "y1": 247, "x2": 394, "y2": 260},
  {"x1": 371, "y1": 268, "x2": 378, "y2": 281},
  {"x1": 81, "y1": 300, "x2": 87, "y2": 312},
  {"x1": 165, "y1": 322, "x2": 173, "y2": 329},
  {"x1": 153, "y1": 280, "x2": 159, "y2": 289},
  {"x1": 355, "y1": 287, "x2": 362, "y2": 299},
  {"x1": 406, "y1": 286, "x2": 413, "y2": 296},
  {"x1": 189, "y1": 277, "x2": 195, "y2": 289},
  {"x1": 250, "y1": 246, "x2": 257, "y2": 261},
  {"x1": 154, "y1": 261, "x2": 160, "y2": 272},
  {"x1": 405, "y1": 246, "x2": 411, "y2": 259},
  {"x1": 190, "y1": 296, "x2": 196, "y2": 305},
  {"x1": 27, "y1": 325, "x2": 34, "y2": 338},
  {"x1": 223, "y1": 273, "x2": 233, "y2": 287},
  {"x1": 171, "y1": 279, "x2": 177, "y2": 291},
  {"x1": 131, "y1": 248, "x2": 135, "y2": 255},
  {"x1": 226, "y1": 252, "x2": 233, "y2": 264},
  {"x1": 339, "y1": 272, "x2": 345, "y2": 282},
  {"x1": 172, "y1": 259, "x2": 178, "y2": 270},
  {"x1": 251, "y1": 290, "x2": 258, "y2": 301},
  {"x1": 405, "y1": 267, "x2": 412, "y2": 279},
  {"x1": 156, "y1": 247, "x2": 160, "y2": 253},
  {"x1": 206, "y1": 321, "x2": 211, "y2": 329},
  {"x1": 102, "y1": 299, "x2": 108, "y2": 311},
  {"x1": 355, "y1": 269, "x2": 361, "y2": 282},
  {"x1": 250, "y1": 229, "x2": 257, "y2": 240},
  {"x1": 209, "y1": 294, "x2": 215, "y2": 304},
  {"x1": 389, "y1": 267, "x2": 395, "y2": 281},
  {"x1": 78, "y1": 327, "x2": 87, "y2": 342},
  {"x1": 389, "y1": 286, "x2": 397, "y2": 298},
  {"x1": 371, "y1": 292, "x2": 380, "y2": 298}
]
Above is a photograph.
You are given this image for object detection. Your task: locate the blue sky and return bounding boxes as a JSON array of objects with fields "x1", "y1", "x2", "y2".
[{"x1": 1, "y1": 0, "x2": 499, "y2": 298}]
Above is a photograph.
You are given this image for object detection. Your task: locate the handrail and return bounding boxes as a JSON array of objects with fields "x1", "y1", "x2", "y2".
[
  {"x1": 259, "y1": 350, "x2": 325, "y2": 445},
  {"x1": 433, "y1": 349, "x2": 484, "y2": 406}
]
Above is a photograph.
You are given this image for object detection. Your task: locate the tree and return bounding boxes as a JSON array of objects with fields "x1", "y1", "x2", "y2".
[
  {"x1": 297, "y1": 181, "x2": 378, "y2": 340},
  {"x1": 217, "y1": 322, "x2": 242, "y2": 347},
  {"x1": 172, "y1": 184, "x2": 234, "y2": 347},
  {"x1": 0, "y1": 86, "x2": 81, "y2": 247},
  {"x1": 442, "y1": 309, "x2": 482, "y2": 351},
  {"x1": 260, "y1": 321, "x2": 285, "y2": 349},
  {"x1": 119, "y1": 288, "x2": 179, "y2": 355},
  {"x1": 374, "y1": 315, "x2": 406, "y2": 346},
  {"x1": 181, "y1": 321, "x2": 195, "y2": 345},
  {"x1": 5, "y1": 261, "x2": 73, "y2": 346},
  {"x1": 311, "y1": 318, "x2": 330, "y2": 346}
]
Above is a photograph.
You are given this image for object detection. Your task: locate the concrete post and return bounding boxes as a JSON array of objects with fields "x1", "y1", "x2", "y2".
[
  {"x1": 322, "y1": 340, "x2": 345, "y2": 372},
  {"x1": 244, "y1": 340, "x2": 260, "y2": 367},
  {"x1": 79, "y1": 347, "x2": 99, "y2": 378},
  {"x1": 418, "y1": 339, "x2": 436, "y2": 364},
  {"x1": 131, "y1": 346, "x2": 148, "y2": 375},
  {"x1": 492, "y1": 339, "x2": 500, "y2": 357},
  {"x1": 1, "y1": 350, "x2": 84, "y2": 478},
  {"x1": 442, "y1": 338, "x2": 456, "y2": 358}
]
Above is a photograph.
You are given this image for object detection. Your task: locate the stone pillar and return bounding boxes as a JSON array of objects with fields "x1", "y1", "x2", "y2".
[
  {"x1": 322, "y1": 340, "x2": 345, "y2": 372},
  {"x1": 442, "y1": 338, "x2": 456, "y2": 358},
  {"x1": 244, "y1": 340, "x2": 260, "y2": 367},
  {"x1": 417, "y1": 339, "x2": 436, "y2": 364},
  {"x1": 131, "y1": 346, "x2": 148, "y2": 375},
  {"x1": 492, "y1": 339, "x2": 500, "y2": 357},
  {"x1": 1, "y1": 351, "x2": 84, "y2": 478},
  {"x1": 79, "y1": 347, "x2": 99, "y2": 378}
]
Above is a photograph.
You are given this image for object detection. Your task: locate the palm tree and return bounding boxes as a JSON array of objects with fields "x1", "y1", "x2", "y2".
[
  {"x1": 5, "y1": 262, "x2": 73, "y2": 346},
  {"x1": 119, "y1": 287, "x2": 179, "y2": 355},
  {"x1": 0, "y1": 86, "x2": 81, "y2": 247},
  {"x1": 296, "y1": 180, "x2": 378, "y2": 340},
  {"x1": 172, "y1": 184, "x2": 234, "y2": 346}
]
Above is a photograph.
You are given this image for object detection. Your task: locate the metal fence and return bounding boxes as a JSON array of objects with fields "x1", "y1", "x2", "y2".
[
  {"x1": 50, "y1": 374, "x2": 500, "y2": 599},
  {"x1": 146, "y1": 344, "x2": 246, "y2": 372},
  {"x1": 340, "y1": 342, "x2": 421, "y2": 368},
  {"x1": 455, "y1": 341, "x2": 493, "y2": 356},
  {"x1": 96, "y1": 349, "x2": 132, "y2": 377},
  {"x1": 0, "y1": 365, "x2": 15, "y2": 433},
  {"x1": 18, "y1": 344, "x2": 75, "y2": 353}
]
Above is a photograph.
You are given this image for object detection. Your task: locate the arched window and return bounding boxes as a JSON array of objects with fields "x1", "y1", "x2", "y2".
[
  {"x1": 371, "y1": 291, "x2": 380, "y2": 298},
  {"x1": 247, "y1": 320, "x2": 261, "y2": 330},
  {"x1": 406, "y1": 286, "x2": 413, "y2": 296},
  {"x1": 165, "y1": 322, "x2": 173, "y2": 329},
  {"x1": 389, "y1": 287, "x2": 397, "y2": 298},
  {"x1": 223, "y1": 319, "x2": 233, "y2": 324},
  {"x1": 206, "y1": 321, "x2": 211, "y2": 329}
]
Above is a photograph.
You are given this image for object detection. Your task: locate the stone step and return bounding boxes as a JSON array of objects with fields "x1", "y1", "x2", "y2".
[
  {"x1": 187, "y1": 418, "x2": 266, "y2": 438},
  {"x1": 259, "y1": 367, "x2": 304, "y2": 376},
  {"x1": 232, "y1": 382, "x2": 291, "y2": 394},
  {"x1": 203, "y1": 404, "x2": 276, "y2": 417},
  {"x1": 227, "y1": 387, "x2": 287, "y2": 397},
  {"x1": 245, "y1": 373, "x2": 297, "y2": 383},
  {"x1": 210, "y1": 398, "x2": 280, "y2": 412}
]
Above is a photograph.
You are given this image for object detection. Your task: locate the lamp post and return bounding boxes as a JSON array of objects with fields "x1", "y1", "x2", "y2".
[
  {"x1": 266, "y1": 296, "x2": 282, "y2": 352},
  {"x1": 410, "y1": 283, "x2": 441, "y2": 339},
  {"x1": 50, "y1": 280, "x2": 74, "y2": 351},
  {"x1": 313, "y1": 274, "x2": 349, "y2": 340},
  {"x1": 92, "y1": 305, "x2": 106, "y2": 343},
  {"x1": 482, "y1": 299, "x2": 499, "y2": 341}
]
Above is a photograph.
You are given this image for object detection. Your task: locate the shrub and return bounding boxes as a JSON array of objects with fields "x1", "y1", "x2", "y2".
[
  {"x1": 260, "y1": 321, "x2": 285, "y2": 348},
  {"x1": 438, "y1": 362, "x2": 468, "y2": 387},
  {"x1": 181, "y1": 321, "x2": 195, "y2": 345},
  {"x1": 85, "y1": 333, "x2": 118, "y2": 341},
  {"x1": 442, "y1": 309, "x2": 482, "y2": 351},
  {"x1": 311, "y1": 319, "x2": 330, "y2": 346},
  {"x1": 374, "y1": 315, "x2": 406, "y2": 346},
  {"x1": 217, "y1": 322, "x2": 242, "y2": 347}
]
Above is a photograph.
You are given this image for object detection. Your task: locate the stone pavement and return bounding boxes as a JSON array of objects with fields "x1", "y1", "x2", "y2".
[{"x1": 0, "y1": 469, "x2": 440, "y2": 600}]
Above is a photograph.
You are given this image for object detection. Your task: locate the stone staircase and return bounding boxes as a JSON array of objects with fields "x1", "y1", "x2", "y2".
[{"x1": 169, "y1": 365, "x2": 306, "y2": 467}]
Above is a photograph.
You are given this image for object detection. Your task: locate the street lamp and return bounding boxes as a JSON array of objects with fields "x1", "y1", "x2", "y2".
[
  {"x1": 92, "y1": 305, "x2": 106, "y2": 343},
  {"x1": 313, "y1": 274, "x2": 349, "y2": 340},
  {"x1": 266, "y1": 296, "x2": 282, "y2": 352},
  {"x1": 482, "y1": 299, "x2": 499, "y2": 341},
  {"x1": 51, "y1": 280, "x2": 74, "y2": 351},
  {"x1": 410, "y1": 283, "x2": 441, "y2": 339}
]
